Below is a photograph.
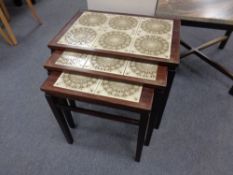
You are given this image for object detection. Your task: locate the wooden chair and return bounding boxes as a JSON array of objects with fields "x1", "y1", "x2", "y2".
[{"x1": 0, "y1": 0, "x2": 42, "y2": 45}]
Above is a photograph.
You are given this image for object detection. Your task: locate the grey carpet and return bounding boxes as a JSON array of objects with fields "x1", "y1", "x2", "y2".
[{"x1": 0, "y1": 0, "x2": 233, "y2": 175}]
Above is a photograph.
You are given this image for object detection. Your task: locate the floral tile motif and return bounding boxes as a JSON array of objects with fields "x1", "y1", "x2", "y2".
[
  {"x1": 58, "y1": 27, "x2": 97, "y2": 47},
  {"x1": 55, "y1": 51, "x2": 89, "y2": 68},
  {"x1": 54, "y1": 73, "x2": 100, "y2": 94},
  {"x1": 57, "y1": 11, "x2": 174, "y2": 60},
  {"x1": 84, "y1": 55, "x2": 128, "y2": 74},
  {"x1": 109, "y1": 15, "x2": 138, "y2": 30},
  {"x1": 53, "y1": 73, "x2": 143, "y2": 102},
  {"x1": 95, "y1": 80, "x2": 142, "y2": 102},
  {"x1": 140, "y1": 19, "x2": 172, "y2": 34},
  {"x1": 124, "y1": 61, "x2": 158, "y2": 80},
  {"x1": 132, "y1": 35, "x2": 170, "y2": 57},
  {"x1": 97, "y1": 31, "x2": 132, "y2": 51},
  {"x1": 77, "y1": 12, "x2": 107, "y2": 27}
]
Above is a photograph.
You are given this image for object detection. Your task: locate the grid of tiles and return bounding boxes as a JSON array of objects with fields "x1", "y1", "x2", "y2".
[
  {"x1": 57, "y1": 11, "x2": 174, "y2": 59},
  {"x1": 55, "y1": 51, "x2": 158, "y2": 80},
  {"x1": 54, "y1": 72, "x2": 143, "y2": 102}
]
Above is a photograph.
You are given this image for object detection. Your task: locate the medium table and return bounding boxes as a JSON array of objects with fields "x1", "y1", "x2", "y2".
[{"x1": 156, "y1": 0, "x2": 233, "y2": 95}]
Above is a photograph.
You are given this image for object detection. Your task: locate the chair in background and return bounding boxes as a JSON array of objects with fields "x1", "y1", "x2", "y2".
[{"x1": 0, "y1": 0, "x2": 42, "y2": 45}]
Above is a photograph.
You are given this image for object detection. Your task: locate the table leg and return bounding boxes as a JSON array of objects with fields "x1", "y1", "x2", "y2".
[
  {"x1": 58, "y1": 98, "x2": 76, "y2": 128},
  {"x1": 135, "y1": 112, "x2": 149, "y2": 162},
  {"x1": 45, "y1": 94, "x2": 73, "y2": 144},
  {"x1": 144, "y1": 88, "x2": 162, "y2": 146},
  {"x1": 229, "y1": 86, "x2": 233, "y2": 96},
  {"x1": 154, "y1": 69, "x2": 176, "y2": 129},
  {"x1": 219, "y1": 30, "x2": 232, "y2": 49}
]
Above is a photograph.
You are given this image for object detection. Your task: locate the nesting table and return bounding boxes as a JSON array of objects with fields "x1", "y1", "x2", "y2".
[
  {"x1": 41, "y1": 10, "x2": 180, "y2": 161},
  {"x1": 156, "y1": 0, "x2": 233, "y2": 95}
]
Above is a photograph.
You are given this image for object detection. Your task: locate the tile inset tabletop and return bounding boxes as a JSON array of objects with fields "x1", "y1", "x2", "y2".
[
  {"x1": 124, "y1": 61, "x2": 158, "y2": 80},
  {"x1": 84, "y1": 55, "x2": 128, "y2": 74},
  {"x1": 156, "y1": 0, "x2": 233, "y2": 25},
  {"x1": 54, "y1": 11, "x2": 176, "y2": 61},
  {"x1": 54, "y1": 72, "x2": 142, "y2": 102},
  {"x1": 53, "y1": 51, "x2": 159, "y2": 81},
  {"x1": 55, "y1": 51, "x2": 88, "y2": 68}
]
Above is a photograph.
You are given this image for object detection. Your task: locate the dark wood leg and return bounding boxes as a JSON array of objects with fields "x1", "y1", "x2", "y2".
[
  {"x1": 219, "y1": 30, "x2": 232, "y2": 49},
  {"x1": 58, "y1": 98, "x2": 76, "y2": 128},
  {"x1": 144, "y1": 89, "x2": 163, "y2": 146},
  {"x1": 68, "y1": 99, "x2": 76, "y2": 108},
  {"x1": 154, "y1": 69, "x2": 176, "y2": 129},
  {"x1": 229, "y1": 86, "x2": 233, "y2": 96},
  {"x1": 45, "y1": 94, "x2": 73, "y2": 144},
  {"x1": 135, "y1": 112, "x2": 149, "y2": 162}
]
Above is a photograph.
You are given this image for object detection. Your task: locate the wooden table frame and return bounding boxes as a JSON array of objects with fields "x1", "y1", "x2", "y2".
[
  {"x1": 47, "y1": 10, "x2": 181, "y2": 131},
  {"x1": 180, "y1": 20, "x2": 233, "y2": 95},
  {"x1": 41, "y1": 72, "x2": 155, "y2": 162}
]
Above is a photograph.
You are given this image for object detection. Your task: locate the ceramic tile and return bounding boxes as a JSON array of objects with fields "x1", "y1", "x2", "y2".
[
  {"x1": 55, "y1": 51, "x2": 89, "y2": 68},
  {"x1": 124, "y1": 61, "x2": 158, "y2": 80},
  {"x1": 75, "y1": 12, "x2": 108, "y2": 27},
  {"x1": 58, "y1": 27, "x2": 98, "y2": 48},
  {"x1": 57, "y1": 11, "x2": 174, "y2": 59},
  {"x1": 54, "y1": 73, "x2": 100, "y2": 94},
  {"x1": 53, "y1": 73, "x2": 143, "y2": 103},
  {"x1": 95, "y1": 79, "x2": 142, "y2": 102},
  {"x1": 84, "y1": 55, "x2": 128, "y2": 74}
]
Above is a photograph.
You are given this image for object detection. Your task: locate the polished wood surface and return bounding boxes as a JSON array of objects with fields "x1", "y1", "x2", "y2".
[
  {"x1": 41, "y1": 72, "x2": 154, "y2": 112},
  {"x1": 48, "y1": 10, "x2": 181, "y2": 67},
  {"x1": 44, "y1": 50, "x2": 168, "y2": 88},
  {"x1": 156, "y1": 0, "x2": 233, "y2": 25}
]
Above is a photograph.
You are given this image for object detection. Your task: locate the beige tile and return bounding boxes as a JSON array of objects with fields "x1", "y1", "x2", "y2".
[
  {"x1": 54, "y1": 73, "x2": 100, "y2": 94},
  {"x1": 57, "y1": 11, "x2": 174, "y2": 60},
  {"x1": 55, "y1": 51, "x2": 89, "y2": 68},
  {"x1": 58, "y1": 27, "x2": 98, "y2": 48},
  {"x1": 95, "y1": 79, "x2": 142, "y2": 102},
  {"x1": 84, "y1": 55, "x2": 128, "y2": 74},
  {"x1": 124, "y1": 61, "x2": 158, "y2": 80}
]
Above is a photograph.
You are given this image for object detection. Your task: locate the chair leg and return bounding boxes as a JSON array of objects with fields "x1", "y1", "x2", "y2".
[
  {"x1": 0, "y1": 27, "x2": 13, "y2": 45},
  {"x1": 25, "y1": 0, "x2": 42, "y2": 24},
  {"x1": 0, "y1": 0, "x2": 10, "y2": 20},
  {"x1": 135, "y1": 112, "x2": 149, "y2": 162},
  {"x1": 45, "y1": 94, "x2": 73, "y2": 144},
  {"x1": 219, "y1": 30, "x2": 232, "y2": 49},
  {"x1": 0, "y1": 8, "x2": 17, "y2": 45}
]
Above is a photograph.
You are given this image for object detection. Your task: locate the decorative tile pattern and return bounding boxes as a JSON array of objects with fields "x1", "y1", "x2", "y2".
[
  {"x1": 84, "y1": 55, "x2": 128, "y2": 74},
  {"x1": 98, "y1": 31, "x2": 131, "y2": 50},
  {"x1": 95, "y1": 80, "x2": 142, "y2": 102},
  {"x1": 124, "y1": 61, "x2": 158, "y2": 80},
  {"x1": 134, "y1": 35, "x2": 169, "y2": 56},
  {"x1": 55, "y1": 51, "x2": 89, "y2": 68},
  {"x1": 53, "y1": 73, "x2": 142, "y2": 102},
  {"x1": 54, "y1": 51, "x2": 159, "y2": 81},
  {"x1": 58, "y1": 27, "x2": 97, "y2": 47},
  {"x1": 54, "y1": 73, "x2": 100, "y2": 94},
  {"x1": 141, "y1": 19, "x2": 172, "y2": 34},
  {"x1": 57, "y1": 11, "x2": 174, "y2": 59},
  {"x1": 109, "y1": 16, "x2": 138, "y2": 30},
  {"x1": 78, "y1": 12, "x2": 107, "y2": 27}
]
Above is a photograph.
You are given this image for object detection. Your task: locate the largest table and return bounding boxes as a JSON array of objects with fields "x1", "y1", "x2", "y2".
[{"x1": 48, "y1": 10, "x2": 180, "y2": 136}]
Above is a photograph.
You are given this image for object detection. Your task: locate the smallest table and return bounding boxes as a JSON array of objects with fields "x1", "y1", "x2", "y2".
[{"x1": 41, "y1": 71, "x2": 155, "y2": 162}]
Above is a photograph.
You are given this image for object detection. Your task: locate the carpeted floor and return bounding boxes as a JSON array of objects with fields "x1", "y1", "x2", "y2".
[{"x1": 0, "y1": 1, "x2": 233, "y2": 175}]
